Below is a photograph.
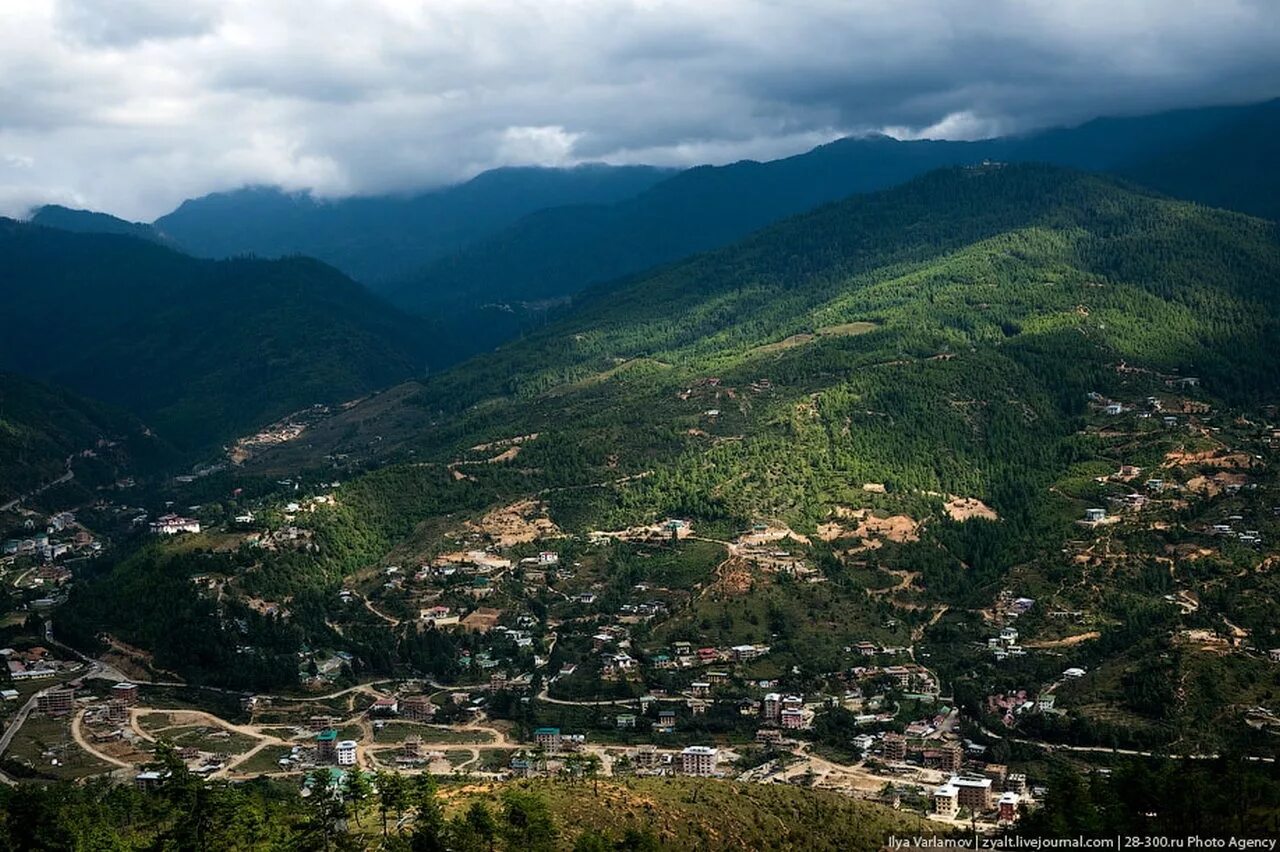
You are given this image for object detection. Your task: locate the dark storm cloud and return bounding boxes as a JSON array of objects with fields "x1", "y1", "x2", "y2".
[{"x1": 1, "y1": 0, "x2": 1277, "y2": 219}]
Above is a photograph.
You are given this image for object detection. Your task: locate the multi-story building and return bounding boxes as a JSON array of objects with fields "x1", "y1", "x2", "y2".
[
  {"x1": 680, "y1": 745, "x2": 718, "y2": 776},
  {"x1": 762, "y1": 692, "x2": 782, "y2": 722},
  {"x1": 315, "y1": 729, "x2": 338, "y2": 762},
  {"x1": 947, "y1": 775, "x2": 994, "y2": 812},
  {"x1": 336, "y1": 740, "x2": 358, "y2": 766},
  {"x1": 401, "y1": 695, "x2": 435, "y2": 721},
  {"x1": 111, "y1": 682, "x2": 139, "y2": 706},
  {"x1": 780, "y1": 708, "x2": 806, "y2": 729},
  {"x1": 534, "y1": 727, "x2": 562, "y2": 753},
  {"x1": 107, "y1": 699, "x2": 129, "y2": 724},
  {"x1": 933, "y1": 784, "x2": 959, "y2": 818},
  {"x1": 36, "y1": 688, "x2": 75, "y2": 715},
  {"x1": 755, "y1": 728, "x2": 784, "y2": 746},
  {"x1": 998, "y1": 792, "x2": 1020, "y2": 822},
  {"x1": 632, "y1": 744, "x2": 661, "y2": 770},
  {"x1": 656, "y1": 709, "x2": 676, "y2": 732},
  {"x1": 149, "y1": 514, "x2": 201, "y2": 535},
  {"x1": 924, "y1": 743, "x2": 963, "y2": 773},
  {"x1": 399, "y1": 737, "x2": 424, "y2": 763},
  {"x1": 882, "y1": 732, "x2": 907, "y2": 761}
]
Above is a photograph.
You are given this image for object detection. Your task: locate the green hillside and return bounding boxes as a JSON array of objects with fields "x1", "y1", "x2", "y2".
[
  {"x1": 0, "y1": 372, "x2": 167, "y2": 502},
  {"x1": 0, "y1": 774, "x2": 932, "y2": 851},
  {"x1": 289, "y1": 162, "x2": 1280, "y2": 492},
  {"x1": 386, "y1": 100, "x2": 1280, "y2": 346},
  {"x1": 61, "y1": 163, "x2": 1280, "y2": 724},
  {"x1": 0, "y1": 220, "x2": 427, "y2": 452}
]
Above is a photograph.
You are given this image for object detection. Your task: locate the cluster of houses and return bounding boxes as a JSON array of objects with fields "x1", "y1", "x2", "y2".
[
  {"x1": 933, "y1": 768, "x2": 1028, "y2": 822},
  {"x1": 986, "y1": 690, "x2": 1061, "y2": 727},
  {"x1": 3, "y1": 511, "x2": 101, "y2": 564},
  {"x1": 2, "y1": 646, "x2": 75, "y2": 682},
  {"x1": 652, "y1": 641, "x2": 771, "y2": 670}
]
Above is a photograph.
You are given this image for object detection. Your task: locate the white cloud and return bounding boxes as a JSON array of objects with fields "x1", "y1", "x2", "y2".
[
  {"x1": 0, "y1": 0, "x2": 1276, "y2": 219},
  {"x1": 495, "y1": 126, "x2": 583, "y2": 166}
]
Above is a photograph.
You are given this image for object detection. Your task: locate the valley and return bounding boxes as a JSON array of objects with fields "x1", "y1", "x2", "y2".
[{"x1": 3, "y1": 158, "x2": 1280, "y2": 845}]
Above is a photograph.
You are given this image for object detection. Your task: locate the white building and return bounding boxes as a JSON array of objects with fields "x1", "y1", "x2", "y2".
[
  {"x1": 150, "y1": 514, "x2": 201, "y2": 535},
  {"x1": 762, "y1": 692, "x2": 782, "y2": 722},
  {"x1": 336, "y1": 740, "x2": 358, "y2": 766},
  {"x1": 680, "y1": 745, "x2": 718, "y2": 776},
  {"x1": 933, "y1": 783, "x2": 959, "y2": 818}
]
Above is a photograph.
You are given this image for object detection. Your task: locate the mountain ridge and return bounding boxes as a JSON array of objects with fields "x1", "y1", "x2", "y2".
[{"x1": 0, "y1": 219, "x2": 428, "y2": 452}]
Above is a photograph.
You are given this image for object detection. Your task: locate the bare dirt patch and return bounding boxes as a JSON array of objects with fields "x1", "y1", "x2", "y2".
[
  {"x1": 852, "y1": 513, "x2": 919, "y2": 545},
  {"x1": 943, "y1": 496, "x2": 998, "y2": 522},
  {"x1": 464, "y1": 499, "x2": 560, "y2": 547},
  {"x1": 1185, "y1": 471, "x2": 1249, "y2": 496},
  {"x1": 739, "y1": 525, "x2": 811, "y2": 547},
  {"x1": 1024, "y1": 632, "x2": 1100, "y2": 649}
]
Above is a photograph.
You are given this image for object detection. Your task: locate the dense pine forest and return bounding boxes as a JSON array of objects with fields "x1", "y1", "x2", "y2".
[{"x1": 55, "y1": 165, "x2": 1280, "y2": 712}]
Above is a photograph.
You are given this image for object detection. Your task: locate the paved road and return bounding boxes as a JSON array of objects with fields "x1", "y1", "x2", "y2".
[
  {"x1": 0, "y1": 688, "x2": 47, "y2": 782},
  {"x1": 0, "y1": 457, "x2": 76, "y2": 512}
]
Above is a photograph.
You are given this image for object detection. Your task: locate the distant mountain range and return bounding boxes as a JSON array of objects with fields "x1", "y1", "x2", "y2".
[
  {"x1": 0, "y1": 219, "x2": 428, "y2": 453},
  {"x1": 12, "y1": 98, "x2": 1278, "y2": 463},
  {"x1": 34, "y1": 164, "x2": 672, "y2": 285},
  {"x1": 32, "y1": 99, "x2": 1276, "y2": 369},
  {"x1": 266, "y1": 161, "x2": 1280, "y2": 471},
  {"x1": 385, "y1": 98, "x2": 1280, "y2": 321}
]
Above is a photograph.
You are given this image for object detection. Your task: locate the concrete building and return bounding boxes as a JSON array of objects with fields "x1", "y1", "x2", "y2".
[
  {"x1": 924, "y1": 743, "x2": 963, "y2": 772},
  {"x1": 755, "y1": 728, "x2": 784, "y2": 746},
  {"x1": 336, "y1": 740, "x2": 358, "y2": 766},
  {"x1": 534, "y1": 727, "x2": 562, "y2": 753},
  {"x1": 681, "y1": 745, "x2": 719, "y2": 776},
  {"x1": 998, "y1": 792, "x2": 1020, "y2": 822},
  {"x1": 933, "y1": 784, "x2": 959, "y2": 818},
  {"x1": 36, "y1": 688, "x2": 75, "y2": 715},
  {"x1": 632, "y1": 744, "x2": 660, "y2": 770},
  {"x1": 401, "y1": 695, "x2": 435, "y2": 721},
  {"x1": 780, "y1": 708, "x2": 806, "y2": 729},
  {"x1": 656, "y1": 709, "x2": 676, "y2": 732},
  {"x1": 882, "y1": 732, "x2": 907, "y2": 761},
  {"x1": 315, "y1": 729, "x2": 338, "y2": 762},
  {"x1": 948, "y1": 775, "x2": 994, "y2": 812},
  {"x1": 762, "y1": 692, "x2": 782, "y2": 722},
  {"x1": 112, "y1": 682, "x2": 138, "y2": 705},
  {"x1": 150, "y1": 514, "x2": 201, "y2": 535}
]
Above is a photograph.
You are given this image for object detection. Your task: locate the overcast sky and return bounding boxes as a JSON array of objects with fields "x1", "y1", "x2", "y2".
[{"x1": 2, "y1": 0, "x2": 1278, "y2": 220}]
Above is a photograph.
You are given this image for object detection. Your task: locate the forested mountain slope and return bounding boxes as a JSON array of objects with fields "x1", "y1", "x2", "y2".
[
  {"x1": 387, "y1": 100, "x2": 1280, "y2": 330},
  {"x1": 370, "y1": 162, "x2": 1280, "y2": 487},
  {"x1": 0, "y1": 221, "x2": 426, "y2": 452},
  {"x1": 59, "y1": 165, "x2": 1280, "y2": 742},
  {"x1": 1117, "y1": 98, "x2": 1280, "y2": 221},
  {"x1": 151, "y1": 164, "x2": 673, "y2": 283},
  {"x1": 0, "y1": 372, "x2": 167, "y2": 502},
  {"x1": 29, "y1": 205, "x2": 170, "y2": 245}
]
